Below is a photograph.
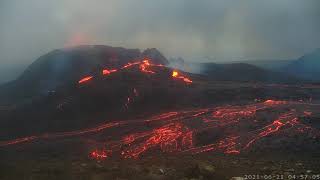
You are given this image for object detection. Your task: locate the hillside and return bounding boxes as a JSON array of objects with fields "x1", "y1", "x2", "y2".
[
  {"x1": 0, "y1": 45, "x2": 168, "y2": 103},
  {"x1": 201, "y1": 63, "x2": 298, "y2": 83},
  {"x1": 283, "y1": 49, "x2": 320, "y2": 81},
  {"x1": 227, "y1": 59, "x2": 293, "y2": 70}
]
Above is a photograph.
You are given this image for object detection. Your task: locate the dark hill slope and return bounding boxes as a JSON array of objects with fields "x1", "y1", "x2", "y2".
[
  {"x1": 283, "y1": 49, "x2": 320, "y2": 81},
  {"x1": 0, "y1": 45, "x2": 168, "y2": 103},
  {"x1": 201, "y1": 63, "x2": 299, "y2": 83}
]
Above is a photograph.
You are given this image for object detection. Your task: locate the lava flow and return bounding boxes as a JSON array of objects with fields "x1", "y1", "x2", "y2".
[
  {"x1": 78, "y1": 59, "x2": 192, "y2": 85},
  {"x1": 78, "y1": 76, "x2": 93, "y2": 84},
  {"x1": 102, "y1": 69, "x2": 117, "y2": 75},
  {"x1": 1, "y1": 100, "x2": 319, "y2": 161},
  {"x1": 172, "y1": 70, "x2": 193, "y2": 83},
  {"x1": 121, "y1": 122, "x2": 193, "y2": 158}
]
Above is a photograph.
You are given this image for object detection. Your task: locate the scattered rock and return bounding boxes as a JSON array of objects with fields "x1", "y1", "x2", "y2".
[
  {"x1": 307, "y1": 170, "x2": 312, "y2": 173},
  {"x1": 159, "y1": 168, "x2": 165, "y2": 174}
]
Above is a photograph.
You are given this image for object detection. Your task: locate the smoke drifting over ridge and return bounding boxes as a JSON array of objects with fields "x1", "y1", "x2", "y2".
[{"x1": 0, "y1": 0, "x2": 320, "y2": 83}]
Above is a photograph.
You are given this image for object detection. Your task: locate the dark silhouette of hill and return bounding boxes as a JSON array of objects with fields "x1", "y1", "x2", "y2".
[
  {"x1": 283, "y1": 48, "x2": 320, "y2": 81},
  {"x1": 0, "y1": 45, "x2": 168, "y2": 103},
  {"x1": 169, "y1": 58, "x2": 299, "y2": 83},
  {"x1": 200, "y1": 63, "x2": 299, "y2": 83},
  {"x1": 227, "y1": 59, "x2": 293, "y2": 70},
  {"x1": 224, "y1": 49, "x2": 320, "y2": 82}
]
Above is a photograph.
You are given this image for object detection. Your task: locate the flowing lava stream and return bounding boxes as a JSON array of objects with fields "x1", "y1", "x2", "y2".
[
  {"x1": 78, "y1": 76, "x2": 93, "y2": 84},
  {"x1": 78, "y1": 58, "x2": 192, "y2": 85},
  {"x1": 1, "y1": 100, "x2": 319, "y2": 161}
]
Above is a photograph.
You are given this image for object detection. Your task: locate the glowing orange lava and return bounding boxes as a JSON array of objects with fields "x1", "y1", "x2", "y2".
[
  {"x1": 77, "y1": 59, "x2": 192, "y2": 84},
  {"x1": 78, "y1": 76, "x2": 93, "y2": 84},
  {"x1": 172, "y1": 70, "x2": 193, "y2": 83},
  {"x1": 264, "y1": 99, "x2": 287, "y2": 106},
  {"x1": 102, "y1": 69, "x2": 117, "y2": 75},
  {"x1": 121, "y1": 122, "x2": 192, "y2": 158},
  {"x1": 172, "y1": 71, "x2": 178, "y2": 77},
  {"x1": 139, "y1": 59, "x2": 156, "y2": 74}
]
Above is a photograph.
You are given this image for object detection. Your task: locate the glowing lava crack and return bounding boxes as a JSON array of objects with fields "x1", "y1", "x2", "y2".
[{"x1": 78, "y1": 59, "x2": 192, "y2": 84}]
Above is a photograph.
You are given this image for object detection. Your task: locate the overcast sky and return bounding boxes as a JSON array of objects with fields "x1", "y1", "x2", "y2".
[{"x1": 1, "y1": 0, "x2": 320, "y2": 81}]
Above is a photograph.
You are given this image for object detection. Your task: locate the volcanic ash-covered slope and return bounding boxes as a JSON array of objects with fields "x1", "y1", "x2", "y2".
[{"x1": 0, "y1": 45, "x2": 169, "y2": 103}]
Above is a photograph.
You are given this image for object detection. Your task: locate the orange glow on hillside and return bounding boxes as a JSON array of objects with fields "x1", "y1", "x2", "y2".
[
  {"x1": 172, "y1": 70, "x2": 192, "y2": 83},
  {"x1": 172, "y1": 71, "x2": 178, "y2": 77},
  {"x1": 77, "y1": 59, "x2": 193, "y2": 84},
  {"x1": 78, "y1": 76, "x2": 93, "y2": 84},
  {"x1": 102, "y1": 69, "x2": 117, "y2": 75}
]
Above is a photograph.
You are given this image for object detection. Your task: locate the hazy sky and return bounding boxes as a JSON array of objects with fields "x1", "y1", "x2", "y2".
[{"x1": 1, "y1": 0, "x2": 320, "y2": 81}]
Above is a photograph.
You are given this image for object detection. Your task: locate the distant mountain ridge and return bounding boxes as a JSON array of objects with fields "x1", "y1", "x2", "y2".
[
  {"x1": 169, "y1": 58, "x2": 300, "y2": 83},
  {"x1": 283, "y1": 49, "x2": 320, "y2": 81},
  {"x1": 169, "y1": 49, "x2": 320, "y2": 83},
  {"x1": 227, "y1": 59, "x2": 294, "y2": 70},
  {"x1": 224, "y1": 49, "x2": 320, "y2": 81},
  {"x1": 200, "y1": 62, "x2": 299, "y2": 83}
]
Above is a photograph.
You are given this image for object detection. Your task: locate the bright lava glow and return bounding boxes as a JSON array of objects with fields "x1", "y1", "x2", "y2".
[
  {"x1": 102, "y1": 69, "x2": 117, "y2": 75},
  {"x1": 172, "y1": 70, "x2": 193, "y2": 83},
  {"x1": 78, "y1": 59, "x2": 193, "y2": 84},
  {"x1": 78, "y1": 76, "x2": 93, "y2": 84}
]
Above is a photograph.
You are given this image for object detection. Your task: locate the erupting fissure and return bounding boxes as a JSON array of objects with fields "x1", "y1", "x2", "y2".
[
  {"x1": 78, "y1": 76, "x2": 93, "y2": 84},
  {"x1": 78, "y1": 59, "x2": 192, "y2": 84}
]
